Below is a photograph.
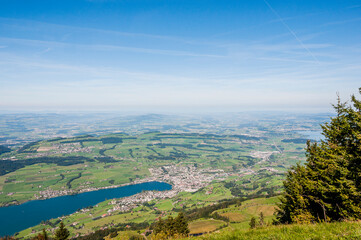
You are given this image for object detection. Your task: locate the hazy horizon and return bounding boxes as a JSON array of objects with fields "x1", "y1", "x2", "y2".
[{"x1": 0, "y1": 106, "x2": 335, "y2": 115}]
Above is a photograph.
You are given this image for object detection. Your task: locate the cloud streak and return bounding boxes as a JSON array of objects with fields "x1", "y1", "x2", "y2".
[
  {"x1": 322, "y1": 17, "x2": 361, "y2": 27},
  {"x1": 263, "y1": 0, "x2": 321, "y2": 64},
  {"x1": 0, "y1": 36, "x2": 224, "y2": 58},
  {"x1": 0, "y1": 17, "x2": 196, "y2": 45}
]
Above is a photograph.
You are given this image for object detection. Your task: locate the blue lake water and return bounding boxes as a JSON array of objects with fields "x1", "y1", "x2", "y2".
[
  {"x1": 0, "y1": 181, "x2": 172, "y2": 237},
  {"x1": 297, "y1": 130, "x2": 324, "y2": 141}
]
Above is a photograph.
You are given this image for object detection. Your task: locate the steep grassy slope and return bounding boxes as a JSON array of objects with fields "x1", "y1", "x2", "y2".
[{"x1": 189, "y1": 221, "x2": 361, "y2": 240}]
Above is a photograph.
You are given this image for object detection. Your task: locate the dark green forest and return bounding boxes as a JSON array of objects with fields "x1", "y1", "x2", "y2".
[{"x1": 276, "y1": 88, "x2": 361, "y2": 224}]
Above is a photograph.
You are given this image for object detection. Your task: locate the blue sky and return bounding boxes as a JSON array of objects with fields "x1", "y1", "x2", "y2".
[{"x1": 0, "y1": 0, "x2": 360, "y2": 112}]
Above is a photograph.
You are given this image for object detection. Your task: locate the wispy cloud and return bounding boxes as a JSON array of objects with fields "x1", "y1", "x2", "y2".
[
  {"x1": 252, "y1": 43, "x2": 333, "y2": 51},
  {"x1": 0, "y1": 17, "x2": 194, "y2": 44},
  {"x1": 0, "y1": 53, "x2": 203, "y2": 85},
  {"x1": 263, "y1": 0, "x2": 321, "y2": 64},
  {"x1": 37, "y1": 47, "x2": 52, "y2": 55},
  {"x1": 1, "y1": 2, "x2": 360, "y2": 111},
  {"x1": 0, "y1": 36, "x2": 225, "y2": 58},
  {"x1": 256, "y1": 57, "x2": 321, "y2": 64},
  {"x1": 0, "y1": 37, "x2": 226, "y2": 58},
  {"x1": 89, "y1": 44, "x2": 225, "y2": 58},
  {"x1": 344, "y1": 4, "x2": 361, "y2": 9},
  {"x1": 322, "y1": 17, "x2": 361, "y2": 27}
]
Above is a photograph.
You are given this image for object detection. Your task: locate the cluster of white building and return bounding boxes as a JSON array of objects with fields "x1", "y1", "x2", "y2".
[
  {"x1": 51, "y1": 142, "x2": 94, "y2": 154},
  {"x1": 150, "y1": 164, "x2": 227, "y2": 193},
  {"x1": 106, "y1": 164, "x2": 228, "y2": 214},
  {"x1": 34, "y1": 189, "x2": 73, "y2": 199},
  {"x1": 108, "y1": 190, "x2": 178, "y2": 213}
]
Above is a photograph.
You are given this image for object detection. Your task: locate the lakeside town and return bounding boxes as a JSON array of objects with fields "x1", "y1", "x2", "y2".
[
  {"x1": 33, "y1": 164, "x2": 228, "y2": 202},
  {"x1": 106, "y1": 165, "x2": 228, "y2": 213}
]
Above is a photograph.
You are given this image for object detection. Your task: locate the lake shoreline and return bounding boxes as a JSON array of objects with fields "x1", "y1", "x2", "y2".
[
  {"x1": 0, "y1": 178, "x2": 172, "y2": 208},
  {"x1": 0, "y1": 181, "x2": 172, "y2": 236}
]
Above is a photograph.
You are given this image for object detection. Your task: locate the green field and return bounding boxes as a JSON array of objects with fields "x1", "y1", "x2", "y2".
[
  {"x1": 17, "y1": 194, "x2": 279, "y2": 239},
  {"x1": 189, "y1": 219, "x2": 227, "y2": 235},
  {"x1": 215, "y1": 197, "x2": 279, "y2": 228},
  {"x1": 0, "y1": 131, "x2": 309, "y2": 206},
  {"x1": 0, "y1": 119, "x2": 322, "y2": 237}
]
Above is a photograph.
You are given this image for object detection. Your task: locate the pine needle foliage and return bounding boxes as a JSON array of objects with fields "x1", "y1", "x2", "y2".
[
  {"x1": 152, "y1": 212, "x2": 190, "y2": 239},
  {"x1": 275, "y1": 88, "x2": 361, "y2": 224},
  {"x1": 54, "y1": 222, "x2": 70, "y2": 240},
  {"x1": 249, "y1": 217, "x2": 257, "y2": 229}
]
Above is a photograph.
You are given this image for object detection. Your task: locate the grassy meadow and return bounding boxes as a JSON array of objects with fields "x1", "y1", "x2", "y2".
[{"x1": 189, "y1": 221, "x2": 361, "y2": 240}]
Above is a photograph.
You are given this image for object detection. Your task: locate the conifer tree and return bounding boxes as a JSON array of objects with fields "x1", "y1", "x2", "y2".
[
  {"x1": 54, "y1": 222, "x2": 70, "y2": 240},
  {"x1": 174, "y1": 212, "x2": 190, "y2": 236},
  {"x1": 153, "y1": 217, "x2": 164, "y2": 235},
  {"x1": 165, "y1": 216, "x2": 175, "y2": 236},
  {"x1": 152, "y1": 212, "x2": 189, "y2": 238},
  {"x1": 259, "y1": 212, "x2": 265, "y2": 226},
  {"x1": 42, "y1": 229, "x2": 48, "y2": 240},
  {"x1": 275, "y1": 88, "x2": 361, "y2": 224},
  {"x1": 249, "y1": 217, "x2": 257, "y2": 229}
]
